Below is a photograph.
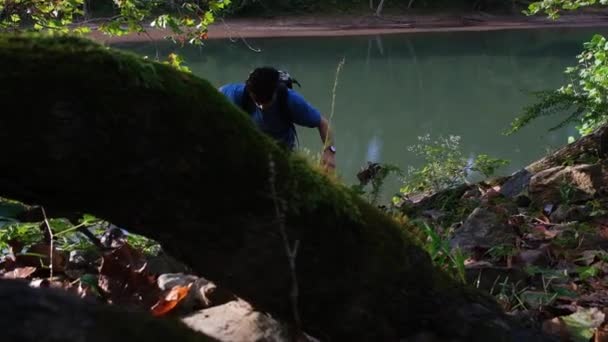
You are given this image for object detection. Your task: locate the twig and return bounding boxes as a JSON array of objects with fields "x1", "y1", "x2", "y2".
[
  {"x1": 71, "y1": 15, "x2": 122, "y2": 26},
  {"x1": 320, "y1": 57, "x2": 346, "y2": 162},
  {"x1": 219, "y1": 17, "x2": 261, "y2": 53},
  {"x1": 40, "y1": 207, "x2": 54, "y2": 279},
  {"x1": 268, "y1": 154, "x2": 301, "y2": 330}
]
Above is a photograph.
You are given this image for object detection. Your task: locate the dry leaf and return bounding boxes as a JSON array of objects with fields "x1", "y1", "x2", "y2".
[
  {"x1": 2, "y1": 266, "x2": 36, "y2": 279},
  {"x1": 97, "y1": 243, "x2": 158, "y2": 306},
  {"x1": 596, "y1": 324, "x2": 608, "y2": 342},
  {"x1": 17, "y1": 243, "x2": 66, "y2": 272},
  {"x1": 150, "y1": 284, "x2": 192, "y2": 317}
]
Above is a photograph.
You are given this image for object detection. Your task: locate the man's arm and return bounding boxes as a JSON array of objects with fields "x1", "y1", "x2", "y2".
[
  {"x1": 286, "y1": 90, "x2": 336, "y2": 172},
  {"x1": 319, "y1": 116, "x2": 336, "y2": 172}
]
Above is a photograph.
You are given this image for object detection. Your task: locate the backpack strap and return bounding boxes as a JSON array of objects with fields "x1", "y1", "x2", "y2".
[
  {"x1": 276, "y1": 84, "x2": 291, "y2": 122},
  {"x1": 276, "y1": 84, "x2": 300, "y2": 148},
  {"x1": 240, "y1": 84, "x2": 254, "y2": 113}
]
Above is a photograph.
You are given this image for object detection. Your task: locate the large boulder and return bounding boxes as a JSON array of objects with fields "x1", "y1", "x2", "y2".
[{"x1": 0, "y1": 279, "x2": 213, "y2": 342}]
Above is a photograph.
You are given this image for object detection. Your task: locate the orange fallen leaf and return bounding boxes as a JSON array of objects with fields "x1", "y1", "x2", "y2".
[{"x1": 150, "y1": 284, "x2": 191, "y2": 317}]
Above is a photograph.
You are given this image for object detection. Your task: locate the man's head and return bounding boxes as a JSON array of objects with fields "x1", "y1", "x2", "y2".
[{"x1": 246, "y1": 67, "x2": 280, "y2": 109}]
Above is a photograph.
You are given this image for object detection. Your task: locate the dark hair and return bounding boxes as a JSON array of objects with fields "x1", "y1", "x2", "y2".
[{"x1": 246, "y1": 67, "x2": 280, "y2": 104}]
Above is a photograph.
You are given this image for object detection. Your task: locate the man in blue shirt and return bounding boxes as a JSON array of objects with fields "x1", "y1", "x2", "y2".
[{"x1": 219, "y1": 67, "x2": 336, "y2": 172}]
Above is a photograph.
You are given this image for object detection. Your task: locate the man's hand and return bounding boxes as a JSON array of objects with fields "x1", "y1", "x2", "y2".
[{"x1": 321, "y1": 148, "x2": 336, "y2": 172}]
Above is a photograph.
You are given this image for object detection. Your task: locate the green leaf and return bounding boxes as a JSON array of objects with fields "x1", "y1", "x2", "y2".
[
  {"x1": 576, "y1": 265, "x2": 599, "y2": 280},
  {"x1": 560, "y1": 307, "x2": 605, "y2": 342},
  {"x1": 72, "y1": 26, "x2": 91, "y2": 35}
]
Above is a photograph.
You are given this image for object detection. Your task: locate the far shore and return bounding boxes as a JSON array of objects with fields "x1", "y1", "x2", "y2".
[{"x1": 88, "y1": 11, "x2": 608, "y2": 44}]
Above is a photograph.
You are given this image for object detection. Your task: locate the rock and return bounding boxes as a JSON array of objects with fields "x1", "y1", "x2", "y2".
[
  {"x1": 462, "y1": 187, "x2": 482, "y2": 200},
  {"x1": 157, "y1": 273, "x2": 199, "y2": 291},
  {"x1": 0, "y1": 278, "x2": 214, "y2": 342},
  {"x1": 421, "y1": 209, "x2": 446, "y2": 221},
  {"x1": 181, "y1": 299, "x2": 290, "y2": 342},
  {"x1": 549, "y1": 204, "x2": 592, "y2": 223},
  {"x1": 67, "y1": 250, "x2": 99, "y2": 269},
  {"x1": 449, "y1": 207, "x2": 517, "y2": 252},
  {"x1": 513, "y1": 247, "x2": 550, "y2": 268},
  {"x1": 575, "y1": 250, "x2": 604, "y2": 266},
  {"x1": 529, "y1": 164, "x2": 604, "y2": 205},
  {"x1": 500, "y1": 169, "x2": 533, "y2": 198}
]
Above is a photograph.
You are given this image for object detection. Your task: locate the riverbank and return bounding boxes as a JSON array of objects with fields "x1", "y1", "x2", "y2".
[{"x1": 88, "y1": 11, "x2": 608, "y2": 44}]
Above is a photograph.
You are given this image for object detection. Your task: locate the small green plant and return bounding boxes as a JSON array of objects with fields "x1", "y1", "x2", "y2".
[
  {"x1": 352, "y1": 162, "x2": 403, "y2": 206},
  {"x1": 576, "y1": 265, "x2": 600, "y2": 281},
  {"x1": 0, "y1": 213, "x2": 104, "y2": 255},
  {"x1": 163, "y1": 53, "x2": 191, "y2": 73},
  {"x1": 471, "y1": 154, "x2": 510, "y2": 179},
  {"x1": 414, "y1": 220, "x2": 467, "y2": 283},
  {"x1": 398, "y1": 134, "x2": 509, "y2": 198},
  {"x1": 126, "y1": 233, "x2": 162, "y2": 256},
  {"x1": 588, "y1": 199, "x2": 608, "y2": 217},
  {"x1": 559, "y1": 180, "x2": 577, "y2": 204},
  {"x1": 0, "y1": 222, "x2": 44, "y2": 251},
  {"x1": 507, "y1": 34, "x2": 608, "y2": 137},
  {"x1": 486, "y1": 244, "x2": 518, "y2": 266},
  {"x1": 400, "y1": 134, "x2": 466, "y2": 196}
]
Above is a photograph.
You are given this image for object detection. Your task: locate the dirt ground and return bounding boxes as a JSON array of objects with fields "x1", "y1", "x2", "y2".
[{"x1": 87, "y1": 11, "x2": 608, "y2": 44}]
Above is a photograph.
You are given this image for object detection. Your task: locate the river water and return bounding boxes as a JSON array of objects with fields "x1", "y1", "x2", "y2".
[{"x1": 115, "y1": 26, "x2": 608, "y2": 201}]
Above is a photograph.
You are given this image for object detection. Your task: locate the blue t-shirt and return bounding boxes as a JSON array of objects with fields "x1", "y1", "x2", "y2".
[{"x1": 219, "y1": 83, "x2": 322, "y2": 149}]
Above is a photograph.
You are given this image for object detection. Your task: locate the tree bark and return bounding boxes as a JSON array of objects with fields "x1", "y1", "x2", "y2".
[
  {"x1": 0, "y1": 34, "x2": 540, "y2": 341},
  {"x1": 525, "y1": 124, "x2": 608, "y2": 174}
]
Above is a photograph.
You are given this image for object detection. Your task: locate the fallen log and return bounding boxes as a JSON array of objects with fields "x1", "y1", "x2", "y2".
[
  {"x1": 526, "y1": 124, "x2": 608, "y2": 174},
  {"x1": 0, "y1": 34, "x2": 543, "y2": 341}
]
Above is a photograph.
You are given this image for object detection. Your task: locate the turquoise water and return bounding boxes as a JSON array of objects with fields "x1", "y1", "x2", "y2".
[{"x1": 114, "y1": 26, "x2": 608, "y2": 200}]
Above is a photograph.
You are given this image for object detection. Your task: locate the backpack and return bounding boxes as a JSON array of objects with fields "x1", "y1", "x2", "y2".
[{"x1": 240, "y1": 70, "x2": 302, "y2": 147}]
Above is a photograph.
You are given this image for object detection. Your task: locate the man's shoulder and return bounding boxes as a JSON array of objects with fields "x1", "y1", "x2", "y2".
[
  {"x1": 285, "y1": 88, "x2": 312, "y2": 107},
  {"x1": 219, "y1": 83, "x2": 245, "y2": 94},
  {"x1": 219, "y1": 83, "x2": 246, "y2": 104}
]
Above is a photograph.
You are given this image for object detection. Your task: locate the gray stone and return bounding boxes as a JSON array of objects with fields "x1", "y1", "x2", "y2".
[
  {"x1": 500, "y1": 169, "x2": 533, "y2": 198},
  {"x1": 549, "y1": 204, "x2": 592, "y2": 223},
  {"x1": 514, "y1": 248, "x2": 550, "y2": 268},
  {"x1": 529, "y1": 164, "x2": 604, "y2": 204},
  {"x1": 449, "y1": 207, "x2": 516, "y2": 252},
  {"x1": 181, "y1": 299, "x2": 290, "y2": 342}
]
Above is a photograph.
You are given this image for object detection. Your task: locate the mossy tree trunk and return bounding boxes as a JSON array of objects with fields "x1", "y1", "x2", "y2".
[{"x1": 0, "y1": 34, "x2": 532, "y2": 341}]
